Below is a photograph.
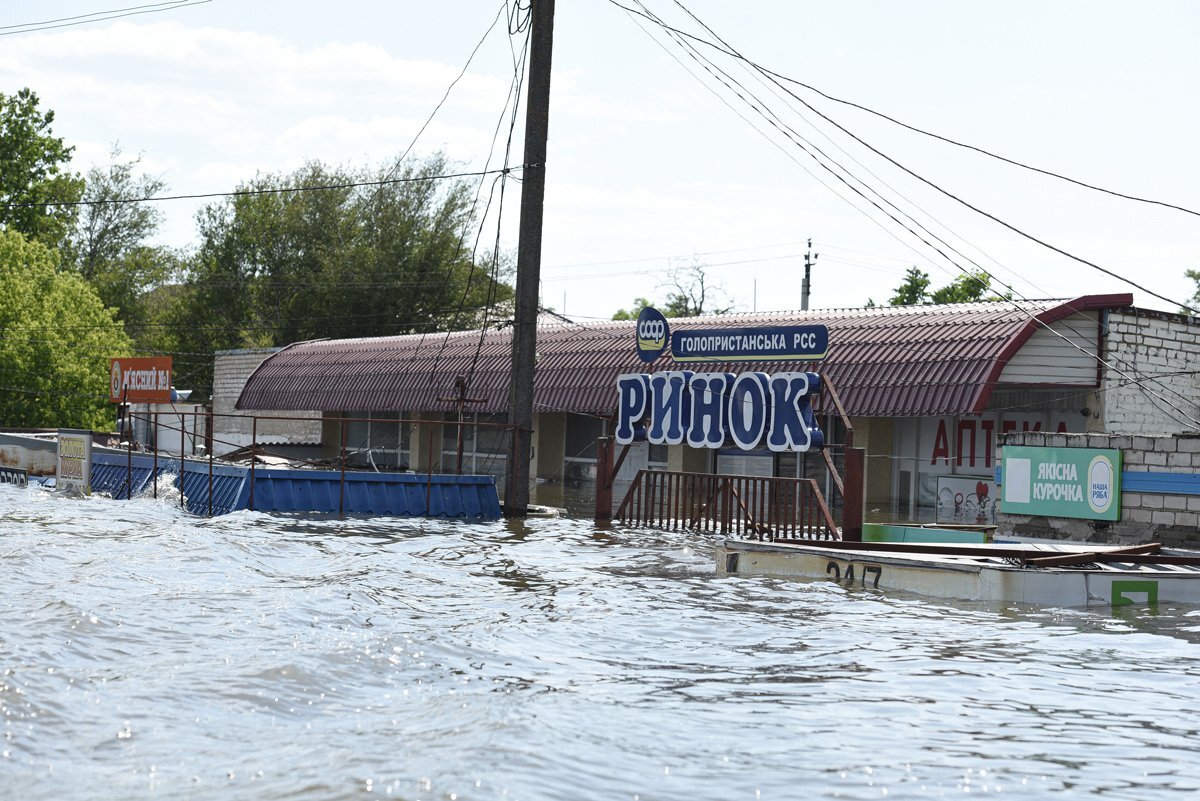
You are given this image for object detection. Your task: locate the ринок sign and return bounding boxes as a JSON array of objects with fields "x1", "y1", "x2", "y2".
[{"x1": 614, "y1": 370, "x2": 825, "y2": 452}]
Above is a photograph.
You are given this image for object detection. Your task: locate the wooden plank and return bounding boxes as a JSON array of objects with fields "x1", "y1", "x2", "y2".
[{"x1": 1024, "y1": 543, "x2": 1162, "y2": 568}]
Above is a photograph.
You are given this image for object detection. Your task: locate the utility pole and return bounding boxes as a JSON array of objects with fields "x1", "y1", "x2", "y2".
[
  {"x1": 504, "y1": 0, "x2": 554, "y2": 517},
  {"x1": 801, "y1": 238, "x2": 818, "y2": 311}
]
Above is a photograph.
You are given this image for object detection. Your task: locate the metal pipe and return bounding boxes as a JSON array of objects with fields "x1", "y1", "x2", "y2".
[
  {"x1": 179, "y1": 412, "x2": 186, "y2": 510},
  {"x1": 249, "y1": 417, "x2": 256, "y2": 512},
  {"x1": 339, "y1": 416, "x2": 346, "y2": 520},
  {"x1": 126, "y1": 416, "x2": 133, "y2": 499},
  {"x1": 207, "y1": 429, "x2": 213, "y2": 517},
  {"x1": 425, "y1": 423, "x2": 434, "y2": 515}
]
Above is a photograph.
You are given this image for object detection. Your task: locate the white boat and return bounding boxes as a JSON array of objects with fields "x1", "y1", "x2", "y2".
[{"x1": 717, "y1": 538, "x2": 1200, "y2": 608}]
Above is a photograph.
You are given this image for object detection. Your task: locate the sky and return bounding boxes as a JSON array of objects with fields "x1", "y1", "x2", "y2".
[{"x1": 3, "y1": 0, "x2": 1199, "y2": 322}]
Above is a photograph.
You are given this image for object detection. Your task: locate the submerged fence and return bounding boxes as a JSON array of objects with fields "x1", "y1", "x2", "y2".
[
  {"x1": 614, "y1": 469, "x2": 840, "y2": 540},
  {"x1": 94, "y1": 409, "x2": 512, "y2": 519}
]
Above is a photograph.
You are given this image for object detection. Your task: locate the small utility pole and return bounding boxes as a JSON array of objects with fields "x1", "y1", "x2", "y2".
[
  {"x1": 504, "y1": 0, "x2": 555, "y2": 517},
  {"x1": 801, "y1": 238, "x2": 818, "y2": 311}
]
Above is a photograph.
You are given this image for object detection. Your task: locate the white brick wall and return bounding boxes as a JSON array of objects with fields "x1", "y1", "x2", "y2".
[
  {"x1": 999, "y1": 430, "x2": 1200, "y2": 547},
  {"x1": 212, "y1": 349, "x2": 321, "y2": 456},
  {"x1": 1102, "y1": 310, "x2": 1200, "y2": 435}
]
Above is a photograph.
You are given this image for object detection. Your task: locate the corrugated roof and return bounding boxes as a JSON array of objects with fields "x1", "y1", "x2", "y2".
[{"x1": 236, "y1": 294, "x2": 1132, "y2": 417}]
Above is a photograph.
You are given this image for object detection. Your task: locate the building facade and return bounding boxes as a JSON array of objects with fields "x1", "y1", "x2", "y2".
[{"x1": 226, "y1": 294, "x2": 1200, "y2": 520}]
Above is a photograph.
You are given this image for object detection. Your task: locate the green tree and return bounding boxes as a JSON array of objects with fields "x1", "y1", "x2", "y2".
[
  {"x1": 889, "y1": 266, "x2": 931, "y2": 305},
  {"x1": 888, "y1": 266, "x2": 1011, "y2": 306},
  {"x1": 612, "y1": 297, "x2": 652, "y2": 321},
  {"x1": 0, "y1": 88, "x2": 84, "y2": 246},
  {"x1": 929, "y1": 270, "x2": 1011, "y2": 304},
  {"x1": 67, "y1": 145, "x2": 178, "y2": 345},
  {"x1": 1184, "y1": 269, "x2": 1200, "y2": 314},
  {"x1": 170, "y1": 155, "x2": 514, "y2": 396},
  {"x1": 0, "y1": 229, "x2": 131, "y2": 428}
]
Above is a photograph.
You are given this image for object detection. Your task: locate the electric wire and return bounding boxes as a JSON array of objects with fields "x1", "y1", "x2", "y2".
[
  {"x1": 624, "y1": 0, "x2": 1200, "y2": 428},
  {"x1": 0, "y1": 168, "x2": 518, "y2": 210},
  {"x1": 0, "y1": 0, "x2": 210, "y2": 36},
  {"x1": 648, "y1": 0, "x2": 1198, "y2": 316},
  {"x1": 615, "y1": 0, "x2": 1200, "y2": 221}
]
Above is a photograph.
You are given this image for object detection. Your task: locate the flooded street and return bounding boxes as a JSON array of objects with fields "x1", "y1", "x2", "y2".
[{"x1": 1, "y1": 484, "x2": 1199, "y2": 800}]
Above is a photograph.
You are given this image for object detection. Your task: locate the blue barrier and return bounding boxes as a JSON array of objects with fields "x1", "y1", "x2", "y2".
[{"x1": 88, "y1": 452, "x2": 500, "y2": 519}]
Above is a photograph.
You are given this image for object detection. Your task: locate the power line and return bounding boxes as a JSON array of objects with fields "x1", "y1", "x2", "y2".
[
  {"x1": 613, "y1": 0, "x2": 1200, "y2": 222},
  {"x1": 623, "y1": 0, "x2": 1196, "y2": 315},
  {"x1": 655, "y1": 0, "x2": 1200, "y2": 424},
  {"x1": 621, "y1": 2, "x2": 1200, "y2": 429},
  {"x1": 0, "y1": 167, "x2": 519, "y2": 210},
  {"x1": 0, "y1": 0, "x2": 211, "y2": 37}
]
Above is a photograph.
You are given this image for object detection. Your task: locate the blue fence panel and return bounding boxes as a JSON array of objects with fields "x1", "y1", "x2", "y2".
[
  {"x1": 91, "y1": 453, "x2": 154, "y2": 499},
  {"x1": 85, "y1": 451, "x2": 500, "y2": 520}
]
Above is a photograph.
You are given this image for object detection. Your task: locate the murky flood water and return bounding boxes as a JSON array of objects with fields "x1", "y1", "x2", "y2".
[{"x1": 2, "y1": 484, "x2": 1199, "y2": 800}]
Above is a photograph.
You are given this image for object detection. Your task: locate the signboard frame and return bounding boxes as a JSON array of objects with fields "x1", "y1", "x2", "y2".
[
  {"x1": 0, "y1": 466, "x2": 28, "y2": 488},
  {"x1": 109, "y1": 356, "x2": 173, "y2": 403},
  {"x1": 1001, "y1": 446, "x2": 1121, "y2": 521},
  {"x1": 56, "y1": 429, "x2": 93, "y2": 495},
  {"x1": 670, "y1": 325, "x2": 829, "y2": 363}
]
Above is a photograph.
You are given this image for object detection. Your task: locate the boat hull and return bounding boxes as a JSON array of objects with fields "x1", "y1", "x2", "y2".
[{"x1": 718, "y1": 539, "x2": 1200, "y2": 608}]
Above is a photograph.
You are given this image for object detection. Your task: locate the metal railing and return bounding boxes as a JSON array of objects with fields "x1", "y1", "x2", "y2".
[
  {"x1": 614, "y1": 469, "x2": 840, "y2": 540},
  {"x1": 111, "y1": 409, "x2": 519, "y2": 517}
]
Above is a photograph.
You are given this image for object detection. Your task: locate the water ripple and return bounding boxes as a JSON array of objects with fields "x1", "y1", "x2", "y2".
[{"x1": 1, "y1": 488, "x2": 1198, "y2": 799}]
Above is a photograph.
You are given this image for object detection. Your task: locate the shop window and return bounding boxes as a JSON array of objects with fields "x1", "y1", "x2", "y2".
[
  {"x1": 344, "y1": 411, "x2": 409, "y2": 470},
  {"x1": 442, "y1": 412, "x2": 509, "y2": 477},
  {"x1": 565, "y1": 413, "x2": 605, "y2": 461}
]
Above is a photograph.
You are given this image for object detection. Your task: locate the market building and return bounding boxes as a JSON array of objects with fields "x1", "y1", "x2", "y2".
[{"x1": 225, "y1": 292, "x2": 1200, "y2": 520}]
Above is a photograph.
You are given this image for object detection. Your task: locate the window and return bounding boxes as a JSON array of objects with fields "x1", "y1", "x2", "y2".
[
  {"x1": 442, "y1": 412, "x2": 509, "y2": 477},
  {"x1": 343, "y1": 412, "x2": 409, "y2": 470}
]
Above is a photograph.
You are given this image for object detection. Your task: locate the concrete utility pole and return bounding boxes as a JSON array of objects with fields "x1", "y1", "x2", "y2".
[
  {"x1": 504, "y1": 0, "x2": 555, "y2": 517},
  {"x1": 801, "y1": 238, "x2": 818, "y2": 311}
]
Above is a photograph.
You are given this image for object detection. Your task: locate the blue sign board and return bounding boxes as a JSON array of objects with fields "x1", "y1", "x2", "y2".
[
  {"x1": 670, "y1": 325, "x2": 828, "y2": 362},
  {"x1": 635, "y1": 307, "x2": 670, "y2": 363}
]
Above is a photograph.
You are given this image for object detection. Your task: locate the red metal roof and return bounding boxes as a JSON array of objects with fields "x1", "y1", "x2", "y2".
[{"x1": 235, "y1": 294, "x2": 1132, "y2": 417}]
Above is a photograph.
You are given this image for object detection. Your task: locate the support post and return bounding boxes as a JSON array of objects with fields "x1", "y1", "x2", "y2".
[
  {"x1": 207, "y1": 426, "x2": 214, "y2": 517},
  {"x1": 179, "y1": 412, "x2": 186, "y2": 510},
  {"x1": 425, "y1": 423, "x2": 434, "y2": 515},
  {"x1": 126, "y1": 417, "x2": 133, "y2": 499},
  {"x1": 339, "y1": 417, "x2": 346, "y2": 520},
  {"x1": 594, "y1": 436, "x2": 613, "y2": 525},
  {"x1": 504, "y1": 0, "x2": 555, "y2": 518},
  {"x1": 842, "y1": 446, "x2": 865, "y2": 541},
  {"x1": 152, "y1": 412, "x2": 158, "y2": 499},
  {"x1": 249, "y1": 417, "x2": 256, "y2": 512}
]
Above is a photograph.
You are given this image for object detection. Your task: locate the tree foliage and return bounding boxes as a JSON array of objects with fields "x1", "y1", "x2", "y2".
[
  {"x1": 0, "y1": 229, "x2": 131, "y2": 429},
  {"x1": 888, "y1": 266, "x2": 1011, "y2": 306},
  {"x1": 888, "y1": 266, "x2": 931, "y2": 306},
  {"x1": 1184, "y1": 269, "x2": 1200, "y2": 315},
  {"x1": 169, "y1": 156, "x2": 514, "y2": 396},
  {"x1": 67, "y1": 145, "x2": 178, "y2": 344},
  {"x1": 612, "y1": 297, "x2": 652, "y2": 321},
  {"x1": 0, "y1": 88, "x2": 84, "y2": 246}
]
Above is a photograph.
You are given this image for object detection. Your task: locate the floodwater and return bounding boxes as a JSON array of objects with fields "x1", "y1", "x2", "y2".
[{"x1": 2, "y1": 485, "x2": 1199, "y2": 800}]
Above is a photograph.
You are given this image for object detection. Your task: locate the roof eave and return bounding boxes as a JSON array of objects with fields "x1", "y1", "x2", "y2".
[{"x1": 966, "y1": 293, "x2": 1131, "y2": 414}]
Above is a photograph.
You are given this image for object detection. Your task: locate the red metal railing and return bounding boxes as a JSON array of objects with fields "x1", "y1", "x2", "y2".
[{"x1": 614, "y1": 469, "x2": 840, "y2": 541}]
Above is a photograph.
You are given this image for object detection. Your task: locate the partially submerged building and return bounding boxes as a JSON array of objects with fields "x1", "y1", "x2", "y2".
[{"x1": 226, "y1": 293, "x2": 1200, "y2": 520}]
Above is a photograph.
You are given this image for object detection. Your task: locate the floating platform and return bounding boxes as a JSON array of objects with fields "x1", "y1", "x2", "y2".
[{"x1": 718, "y1": 538, "x2": 1200, "y2": 608}]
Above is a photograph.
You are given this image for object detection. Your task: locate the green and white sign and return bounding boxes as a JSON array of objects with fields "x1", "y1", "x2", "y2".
[{"x1": 1002, "y1": 446, "x2": 1121, "y2": 521}]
